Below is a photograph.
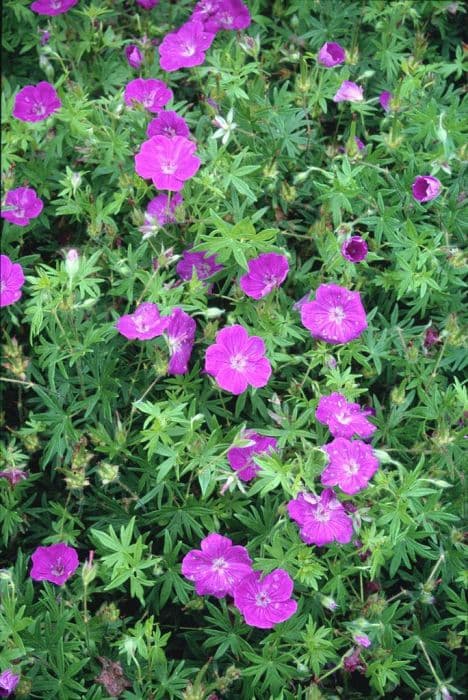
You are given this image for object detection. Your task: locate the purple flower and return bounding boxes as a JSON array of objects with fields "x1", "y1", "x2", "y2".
[
  {"x1": 0, "y1": 255, "x2": 25, "y2": 308},
  {"x1": 124, "y1": 78, "x2": 172, "y2": 112},
  {"x1": 30, "y1": 0, "x2": 78, "y2": 15},
  {"x1": 343, "y1": 647, "x2": 366, "y2": 673},
  {"x1": 125, "y1": 44, "x2": 143, "y2": 69},
  {"x1": 322, "y1": 438, "x2": 379, "y2": 494},
  {"x1": 12, "y1": 81, "x2": 61, "y2": 122},
  {"x1": 287, "y1": 489, "x2": 353, "y2": 547},
  {"x1": 135, "y1": 135, "x2": 201, "y2": 192},
  {"x1": 355, "y1": 137, "x2": 365, "y2": 151},
  {"x1": 300, "y1": 283, "x2": 368, "y2": 344},
  {"x1": 30, "y1": 542, "x2": 79, "y2": 585},
  {"x1": 341, "y1": 236, "x2": 368, "y2": 263},
  {"x1": 412, "y1": 175, "x2": 441, "y2": 203},
  {"x1": 176, "y1": 250, "x2": 223, "y2": 283},
  {"x1": 147, "y1": 111, "x2": 190, "y2": 139},
  {"x1": 205, "y1": 325, "x2": 272, "y2": 395},
  {"x1": 0, "y1": 670, "x2": 20, "y2": 698},
  {"x1": 136, "y1": 0, "x2": 159, "y2": 7},
  {"x1": 239, "y1": 252, "x2": 289, "y2": 300},
  {"x1": 317, "y1": 42, "x2": 345, "y2": 67},
  {"x1": 144, "y1": 193, "x2": 183, "y2": 231},
  {"x1": 116, "y1": 302, "x2": 170, "y2": 340},
  {"x1": 159, "y1": 20, "x2": 215, "y2": 72},
  {"x1": 0, "y1": 468, "x2": 28, "y2": 485},
  {"x1": 227, "y1": 430, "x2": 278, "y2": 482},
  {"x1": 39, "y1": 29, "x2": 51, "y2": 45},
  {"x1": 333, "y1": 81, "x2": 364, "y2": 103},
  {"x1": 354, "y1": 633, "x2": 371, "y2": 648},
  {"x1": 379, "y1": 91, "x2": 393, "y2": 112},
  {"x1": 202, "y1": 0, "x2": 251, "y2": 33},
  {"x1": 316, "y1": 393, "x2": 376, "y2": 439},
  {"x1": 165, "y1": 308, "x2": 196, "y2": 375},
  {"x1": 233, "y1": 568, "x2": 297, "y2": 629},
  {"x1": 1, "y1": 187, "x2": 43, "y2": 226},
  {"x1": 424, "y1": 325, "x2": 441, "y2": 348},
  {"x1": 181, "y1": 533, "x2": 253, "y2": 598}
]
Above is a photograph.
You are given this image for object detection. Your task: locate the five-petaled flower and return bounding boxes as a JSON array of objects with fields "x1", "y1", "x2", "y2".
[
  {"x1": 227, "y1": 430, "x2": 278, "y2": 481},
  {"x1": 233, "y1": 568, "x2": 297, "y2": 629},
  {"x1": 288, "y1": 489, "x2": 354, "y2": 547},
  {"x1": 321, "y1": 437, "x2": 379, "y2": 494},
  {"x1": 147, "y1": 111, "x2": 190, "y2": 139},
  {"x1": 1, "y1": 187, "x2": 43, "y2": 227},
  {"x1": 30, "y1": 542, "x2": 79, "y2": 585},
  {"x1": 159, "y1": 20, "x2": 215, "y2": 72},
  {"x1": 176, "y1": 250, "x2": 223, "y2": 284},
  {"x1": 0, "y1": 255, "x2": 25, "y2": 308},
  {"x1": 124, "y1": 78, "x2": 172, "y2": 112},
  {"x1": 316, "y1": 392, "x2": 377, "y2": 439},
  {"x1": 300, "y1": 283, "x2": 368, "y2": 344},
  {"x1": 13, "y1": 81, "x2": 61, "y2": 122},
  {"x1": 239, "y1": 252, "x2": 289, "y2": 300},
  {"x1": 30, "y1": 0, "x2": 78, "y2": 15},
  {"x1": 135, "y1": 135, "x2": 201, "y2": 191},
  {"x1": 318, "y1": 42, "x2": 346, "y2": 67},
  {"x1": 116, "y1": 302, "x2": 170, "y2": 340}
]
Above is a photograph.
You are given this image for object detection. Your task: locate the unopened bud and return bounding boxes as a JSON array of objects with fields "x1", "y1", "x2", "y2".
[{"x1": 65, "y1": 248, "x2": 80, "y2": 277}]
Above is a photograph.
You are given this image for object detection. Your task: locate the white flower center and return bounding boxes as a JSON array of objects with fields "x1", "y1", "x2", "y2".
[
  {"x1": 181, "y1": 42, "x2": 196, "y2": 57},
  {"x1": 345, "y1": 459, "x2": 359, "y2": 475},
  {"x1": 51, "y1": 558, "x2": 65, "y2": 576},
  {"x1": 221, "y1": 13, "x2": 234, "y2": 26},
  {"x1": 143, "y1": 91, "x2": 156, "y2": 108},
  {"x1": 315, "y1": 505, "x2": 331, "y2": 522},
  {"x1": 255, "y1": 591, "x2": 270, "y2": 607},
  {"x1": 336, "y1": 410, "x2": 352, "y2": 425},
  {"x1": 34, "y1": 103, "x2": 46, "y2": 116},
  {"x1": 161, "y1": 160, "x2": 177, "y2": 175},
  {"x1": 212, "y1": 557, "x2": 227, "y2": 571},
  {"x1": 230, "y1": 354, "x2": 247, "y2": 371},
  {"x1": 134, "y1": 316, "x2": 150, "y2": 333},
  {"x1": 329, "y1": 306, "x2": 345, "y2": 324}
]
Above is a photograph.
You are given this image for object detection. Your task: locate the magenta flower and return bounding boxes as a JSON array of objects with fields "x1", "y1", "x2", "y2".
[
  {"x1": 144, "y1": 193, "x2": 183, "y2": 231},
  {"x1": 0, "y1": 468, "x2": 28, "y2": 485},
  {"x1": 1, "y1": 187, "x2": 43, "y2": 226},
  {"x1": 12, "y1": 81, "x2": 61, "y2": 122},
  {"x1": 159, "y1": 20, "x2": 215, "y2": 72},
  {"x1": 227, "y1": 430, "x2": 278, "y2": 482},
  {"x1": 176, "y1": 250, "x2": 223, "y2": 283},
  {"x1": 317, "y1": 42, "x2": 346, "y2": 67},
  {"x1": 239, "y1": 252, "x2": 289, "y2": 300},
  {"x1": 354, "y1": 633, "x2": 372, "y2": 648},
  {"x1": 30, "y1": 0, "x2": 78, "y2": 15},
  {"x1": 0, "y1": 255, "x2": 25, "y2": 308},
  {"x1": 316, "y1": 393, "x2": 376, "y2": 440},
  {"x1": 192, "y1": 0, "x2": 221, "y2": 23},
  {"x1": 135, "y1": 135, "x2": 201, "y2": 192},
  {"x1": 39, "y1": 29, "x2": 51, "y2": 45},
  {"x1": 0, "y1": 670, "x2": 20, "y2": 698},
  {"x1": 202, "y1": 0, "x2": 251, "y2": 33},
  {"x1": 165, "y1": 308, "x2": 196, "y2": 375},
  {"x1": 300, "y1": 283, "x2": 367, "y2": 344},
  {"x1": 136, "y1": 0, "x2": 159, "y2": 7},
  {"x1": 424, "y1": 325, "x2": 441, "y2": 348},
  {"x1": 124, "y1": 78, "x2": 172, "y2": 112},
  {"x1": 30, "y1": 542, "x2": 79, "y2": 585},
  {"x1": 147, "y1": 111, "x2": 190, "y2": 139},
  {"x1": 125, "y1": 44, "x2": 143, "y2": 69},
  {"x1": 205, "y1": 325, "x2": 272, "y2": 395},
  {"x1": 341, "y1": 236, "x2": 368, "y2": 263},
  {"x1": 333, "y1": 81, "x2": 364, "y2": 103},
  {"x1": 233, "y1": 569, "x2": 297, "y2": 629},
  {"x1": 379, "y1": 90, "x2": 393, "y2": 112},
  {"x1": 181, "y1": 533, "x2": 253, "y2": 598},
  {"x1": 322, "y1": 438, "x2": 379, "y2": 494},
  {"x1": 116, "y1": 302, "x2": 170, "y2": 340},
  {"x1": 287, "y1": 489, "x2": 353, "y2": 547},
  {"x1": 412, "y1": 175, "x2": 441, "y2": 203},
  {"x1": 355, "y1": 137, "x2": 365, "y2": 151}
]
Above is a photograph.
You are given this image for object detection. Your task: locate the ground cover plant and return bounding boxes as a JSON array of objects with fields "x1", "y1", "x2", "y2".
[{"x1": 1, "y1": 0, "x2": 467, "y2": 698}]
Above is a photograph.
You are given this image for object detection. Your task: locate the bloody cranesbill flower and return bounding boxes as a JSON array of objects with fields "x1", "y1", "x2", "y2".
[
  {"x1": 125, "y1": 44, "x2": 143, "y2": 69},
  {"x1": 159, "y1": 20, "x2": 215, "y2": 72},
  {"x1": 144, "y1": 193, "x2": 183, "y2": 232},
  {"x1": 287, "y1": 489, "x2": 353, "y2": 547},
  {"x1": 322, "y1": 437, "x2": 379, "y2": 494},
  {"x1": 39, "y1": 29, "x2": 51, "y2": 45},
  {"x1": 0, "y1": 468, "x2": 28, "y2": 485},
  {"x1": 300, "y1": 283, "x2": 367, "y2": 344},
  {"x1": 116, "y1": 302, "x2": 170, "y2": 340},
  {"x1": 205, "y1": 325, "x2": 272, "y2": 395},
  {"x1": 423, "y1": 325, "x2": 441, "y2": 349},
  {"x1": 12, "y1": 81, "x2": 61, "y2": 122},
  {"x1": 202, "y1": 0, "x2": 251, "y2": 33},
  {"x1": 30, "y1": 0, "x2": 78, "y2": 15},
  {"x1": 317, "y1": 42, "x2": 345, "y2": 67},
  {"x1": 412, "y1": 175, "x2": 441, "y2": 203},
  {"x1": 354, "y1": 633, "x2": 372, "y2": 648},
  {"x1": 333, "y1": 80, "x2": 364, "y2": 103},
  {"x1": 316, "y1": 392, "x2": 376, "y2": 439},
  {"x1": 0, "y1": 255, "x2": 25, "y2": 308},
  {"x1": 147, "y1": 110, "x2": 190, "y2": 139},
  {"x1": 30, "y1": 542, "x2": 79, "y2": 585},
  {"x1": 379, "y1": 90, "x2": 393, "y2": 112},
  {"x1": 136, "y1": 0, "x2": 158, "y2": 6},
  {"x1": 1, "y1": 187, "x2": 43, "y2": 226},
  {"x1": 341, "y1": 236, "x2": 368, "y2": 263},
  {"x1": 181, "y1": 533, "x2": 253, "y2": 598},
  {"x1": 233, "y1": 568, "x2": 297, "y2": 629},
  {"x1": 239, "y1": 252, "x2": 289, "y2": 300},
  {"x1": 0, "y1": 670, "x2": 20, "y2": 698},
  {"x1": 95, "y1": 658, "x2": 131, "y2": 697},
  {"x1": 124, "y1": 78, "x2": 172, "y2": 112},
  {"x1": 343, "y1": 647, "x2": 366, "y2": 673},
  {"x1": 135, "y1": 135, "x2": 201, "y2": 192},
  {"x1": 165, "y1": 307, "x2": 196, "y2": 375},
  {"x1": 176, "y1": 250, "x2": 223, "y2": 283},
  {"x1": 227, "y1": 430, "x2": 278, "y2": 482}
]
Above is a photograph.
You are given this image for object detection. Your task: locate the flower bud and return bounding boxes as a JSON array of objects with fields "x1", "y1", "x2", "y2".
[
  {"x1": 65, "y1": 248, "x2": 80, "y2": 278},
  {"x1": 82, "y1": 551, "x2": 97, "y2": 586},
  {"x1": 125, "y1": 44, "x2": 143, "y2": 69}
]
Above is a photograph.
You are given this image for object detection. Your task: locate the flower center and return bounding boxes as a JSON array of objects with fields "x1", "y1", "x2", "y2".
[
  {"x1": 336, "y1": 410, "x2": 352, "y2": 425},
  {"x1": 230, "y1": 353, "x2": 247, "y2": 372},
  {"x1": 255, "y1": 591, "x2": 270, "y2": 607},
  {"x1": 198, "y1": 263, "x2": 211, "y2": 278},
  {"x1": 315, "y1": 505, "x2": 331, "y2": 522},
  {"x1": 221, "y1": 13, "x2": 234, "y2": 26},
  {"x1": 33, "y1": 103, "x2": 46, "y2": 116},
  {"x1": 345, "y1": 459, "x2": 359, "y2": 475},
  {"x1": 134, "y1": 316, "x2": 150, "y2": 333},
  {"x1": 0, "y1": 281, "x2": 5, "y2": 292},
  {"x1": 51, "y1": 558, "x2": 65, "y2": 576},
  {"x1": 329, "y1": 306, "x2": 345, "y2": 324},
  {"x1": 212, "y1": 557, "x2": 227, "y2": 571},
  {"x1": 51, "y1": 0, "x2": 62, "y2": 7},
  {"x1": 163, "y1": 127, "x2": 177, "y2": 138},
  {"x1": 161, "y1": 160, "x2": 177, "y2": 175},
  {"x1": 143, "y1": 91, "x2": 157, "y2": 108},
  {"x1": 181, "y1": 42, "x2": 196, "y2": 57}
]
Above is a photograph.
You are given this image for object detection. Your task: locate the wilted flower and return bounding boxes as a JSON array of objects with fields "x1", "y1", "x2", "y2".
[
  {"x1": 317, "y1": 42, "x2": 346, "y2": 67},
  {"x1": 1, "y1": 187, "x2": 43, "y2": 226},
  {"x1": 135, "y1": 135, "x2": 201, "y2": 191},
  {"x1": 321, "y1": 438, "x2": 379, "y2": 494},
  {"x1": 159, "y1": 20, "x2": 215, "y2": 72},
  {"x1": 143, "y1": 193, "x2": 184, "y2": 234},
  {"x1": 341, "y1": 236, "x2": 368, "y2": 263},
  {"x1": 354, "y1": 633, "x2": 372, "y2": 648},
  {"x1": 343, "y1": 647, "x2": 366, "y2": 673},
  {"x1": 287, "y1": 489, "x2": 353, "y2": 546},
  {"x1": 12, "y1": 81, "x2": 61, "y2": 122},
  {"x1": 233, "y1": 569, "x2": 297, "y2": 629},
  {"x1": 165, "y1": 308, "x2": 196, "y2": 375},
  {"x1": 147, "y1": 111, "x2": 190, "y2": 139},
  {"x1": 0, "y1": 255, "x2": 25, "y2": 308},
  {"x1": 412, "y1": 175, "x2": 441, "y2": 202},
  {"x1": 424, "y1": 325, "x2": 441, "y2": 348},
  {"x1": 124, "y1": 78, "x2": 172, "y2": 112},
  {"x1": 39, "y1": 29, "x2": 51, "y2": 45},
  {"x1": 181, "y1": 533, "x2": 253, "y2": 598},
  {"x1": 95, "y1": 657, "x2": 131, "y2": 697},
  {"x1": 379, "y1": 90, "x2": 393, "y2": 112},
  {"x1": 176, "y1": 250, "x2": 223, "y2": 283},
  {"x1": 205, "y1": 325, "x2": 272, "y2": 395},
  {"x1": 0, "y1": 468, "x2": 28, "y2": 485},
  {"x1": 30, "y1": 542, "x2": 79, "y2": 585},
  {"x1": 116, "y1": 302, "x2": 170, "y2": 340},
  {"x1": 212, "y1": 108, "x2": 237, "y2": 145},
  {"x1": 333, "y1": 80, "x2": 364, "y2": 103},
  {"x1": 0, "y1": 670, "x2": 20, "y2": 698},
  {"x1": 30, "y1": 0, "x2": 78, "y2": 15},
  {"x1": 239, "y1": 252, "x2": 289, "y2": 300},
  {"x1": 300, "y1": 283, "x2": 368, "y2": 344},
  {"x1": 227, "y1": 430, "x2": 278, "y2": 481},
  {"x1": 125, "y1": 44, "x2": 143, "y2": 69},
  {"x1": 316, "y1": 393, "x2": 376, "y2": 439}
]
